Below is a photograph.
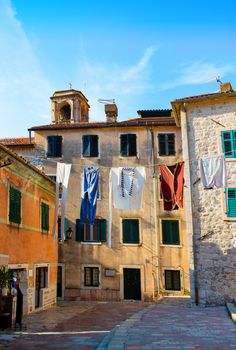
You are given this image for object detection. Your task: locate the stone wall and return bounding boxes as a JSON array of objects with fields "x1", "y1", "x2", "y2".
[{"x1": 187, "y1": 99, "x2": 236, "y2": 305}]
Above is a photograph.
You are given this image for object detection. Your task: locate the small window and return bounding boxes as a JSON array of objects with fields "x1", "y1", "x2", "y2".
[
  {"x1": 122, "y1": 219, "x2": 140, "y2": 244},
  {"x1": 221, "y1": 130, "x2": 236, "y2": 158},
  {"x1": 162, "y1": 220, "x2": 180, "y2": 245},
  {"x1": 48, "y1": 175, "x2": 56, "y2": 182},
  {"x1": 47, "y1": 136, "x2": 62, "y2": 157},
  {"x1": 82, "y1": 135, "x2": 99, "y2": 157},
  {"x1": 84, "y1": 267, "x2": 99, "y2": 287},
  {"x1": 164, "y1": 270, "x2": 181, "y2": 291},
  {"x1": 75, "y1": 219, "x2": 106, "y2": 242},
  {"x1": 158, "y1": 134, "x2": 175, "y2": 156},
  {"x1": 41, "y1": 202, "x2": 49, "y2": 232},
  {"x1": 120, "y1": 134, "x2": 137, "y2": 157},
  {"x1": 9, "y1": 186, "x2": 21, "y2": 224},
  {"x1": 226, "y1": 188, "x2": 236, "y2": 217}
]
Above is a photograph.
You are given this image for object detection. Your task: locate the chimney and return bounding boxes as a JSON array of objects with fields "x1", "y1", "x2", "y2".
[
  {"x1": 220, "y1": 82, "x2": 233, "y2": 93},
  {"x1": 105, "y1": 103, "x2": 118, "y2": 123}
]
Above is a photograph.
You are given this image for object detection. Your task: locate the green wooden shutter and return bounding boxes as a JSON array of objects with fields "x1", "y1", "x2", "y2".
[
  {"x1": 98, "y1": 219, "x2": 107, "y2": 242},
  {"x1": 64, "y1": 218, "x2": 69, "y2": 239},
  {"x1": 54, "y1": 136, "x2": 62, "y2": 157},
  {"x1": 165, "y1": 270, "x2": 172, "y2": 290},
  {"x1": 167, "y1": 134, "x2": 175, "y2": 155},
  {"x1": 82, "y1": 135, "x2": 90, "y2": 157},
  {"x1": 162, "y1": 220, "x2": 180, "y2": 245},
  {"x1": 128, "y1": 134, "x2": 137, "y2": 156},
  {"x1": 75, "y1": 219, "x2": 84, "y2": 241},
  {"x1": 90, "y1": 135, "x2": 99, "y2": 157},
  {"x1": 120, "y1": 134, "x2": 128, "y2": 156},
  {"x1": 9, "y1": 187, "x2": 21, "y2": 224},
  {"x1": 221, "y1": 131, "x2": 234, "y2": 158},
  {"x1": 41, "y1": 203, "x2": 49, "y2": 231},
  {"x1": 122, "y1": 219, "x2": 139, "y2": 243},
  {"x1": 226, "y1": 188, "x2": 236, "y2": 217},
  {"x1": 47, "y1": 136, "x2": 54, "y2": 157},
  {"x1": 158, "y1": 134, "x2": 166, "y2": 156}
]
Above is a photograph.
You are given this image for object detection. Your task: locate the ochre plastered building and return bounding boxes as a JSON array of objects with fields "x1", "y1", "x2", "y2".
[
  {"x1": 0, "y1": 143, "x2": 57, "y2": 313},
  {"x1": 9, "y1": 89, "x2": 190, "y2": 302}
]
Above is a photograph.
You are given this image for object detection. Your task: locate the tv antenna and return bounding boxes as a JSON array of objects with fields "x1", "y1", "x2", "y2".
[
  {"x1": 216, "y1": 76, "x2": 222, "y2": 85},
  {"x1": 98, "y1": 98, "x2": 116, "y2": 104}
]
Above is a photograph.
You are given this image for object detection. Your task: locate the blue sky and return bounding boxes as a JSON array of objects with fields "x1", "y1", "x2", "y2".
[{"x1": 1, "y1": 0, "x2": 236, "y2": 137}]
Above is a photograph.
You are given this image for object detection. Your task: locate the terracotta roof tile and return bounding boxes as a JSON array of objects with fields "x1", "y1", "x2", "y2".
[{"x1": 0, "y1": 137, "x2": 34, "y2": 146}]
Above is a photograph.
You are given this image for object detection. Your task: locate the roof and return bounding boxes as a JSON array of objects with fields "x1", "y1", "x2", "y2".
[
  {"x1": 137, "y1": 109, "x2": 172, "y2": 118},
  {"x1": 173, "y1": 90, "x2": 236, "y2": 103},
  {"x1": 0, "y1": 137, "x2": 34, "y2": 147},
  {"x1": 29, "y1": 117, "x2": 176, "y2": 131},
  {"x1": 0, "y1": 143, "x2": 55, "y2": 186},
  {"x1": 51, "y1": 89, "x2": 89, "y2": 103}
]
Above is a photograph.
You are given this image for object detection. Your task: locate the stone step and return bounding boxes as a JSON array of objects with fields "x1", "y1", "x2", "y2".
[{"x1": 226, "y1": 303, "x2": 236, "y2": 323}]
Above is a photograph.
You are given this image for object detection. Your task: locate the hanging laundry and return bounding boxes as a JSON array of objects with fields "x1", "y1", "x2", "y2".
[
  {"x1": 80, "y1": 167, "x2": 100, "y2": 225},
  {"x1": 53, "y1": 162, "x2": 72, "y2": 239},
  {"x1": 199, "y1": 154, "x2": 227, "y2": 189},
  {"x1": 108, "y1": 166, "x2": 146, "y2": 248},
  {"x1": 111, "y1": 167, "x2": 146, "y2": 210},
  {"x1": 159, "y1": 162, "x2": 184, "y2": 211}
]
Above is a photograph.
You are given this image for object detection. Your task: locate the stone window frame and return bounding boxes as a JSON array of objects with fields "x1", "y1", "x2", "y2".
[
  {"x1": 118, "y1": 132, "x2": 140, "y2": 159},
  {"x1": 81, "y1": 264, "x2": 102, "y2": 289},
  {"x1": 120, "y1": 217, "x2": 142, "y2": 246},
  {"x1": 160, "y1": 218, "x2": 182, "y2": 247},
  {"x1": 162, "y1": 267, "x2": 184, "y2": 293}
]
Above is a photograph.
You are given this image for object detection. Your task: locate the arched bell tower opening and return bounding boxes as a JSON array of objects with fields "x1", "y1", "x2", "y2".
[
  {"x1": 50, "y1": 89, "x2": 90, "y2": 124},
  {"x1": 58, "y1": 102, "x2": 71, "y2": 122}
]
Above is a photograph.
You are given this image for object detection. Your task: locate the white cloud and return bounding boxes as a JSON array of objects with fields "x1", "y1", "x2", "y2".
[
  {"x1": 161, "y1": 61, "x2": 235, "y2": 90},
  {"x1": 0, "y1": 0, "x2": 52, "y2": 137},
  {"x1": 76, "y1": 46, "x2": 158, "y2": 121}
]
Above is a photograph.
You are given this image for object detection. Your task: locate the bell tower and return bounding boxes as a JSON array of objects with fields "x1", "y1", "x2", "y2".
[{"x1": 50, "y1": 89, "x2": 90, "y2": 124}]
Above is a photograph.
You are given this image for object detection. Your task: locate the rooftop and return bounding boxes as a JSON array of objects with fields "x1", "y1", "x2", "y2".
[{"x1": 0, "y1": 137, "x2": 34, "y2": 147}]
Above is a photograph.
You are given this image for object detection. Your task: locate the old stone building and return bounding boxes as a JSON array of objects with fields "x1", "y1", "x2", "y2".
[
  {"x1": 0, "y1": 143, "x2": 57, "y2": 314},
  {"x1": 10, "y1": 88, "x2": 189, "y2": 302},
  {"x1": 172, "y1": 82, "x2": 236, "y2": 305}
]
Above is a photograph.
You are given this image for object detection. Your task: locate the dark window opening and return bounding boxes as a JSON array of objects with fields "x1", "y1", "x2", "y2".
[
  {"x1": 120, "y1": 134, "x2": 137, "y2": 156},
  {"x1": 158, "y1": 134, "x2": 175, "y2": 156},
  {"x1": 165, "y1": 270, "x2": 181, "y2": 291},
  {"x1": 84, "y1": 267, "x2": 99, "y2": 287}
]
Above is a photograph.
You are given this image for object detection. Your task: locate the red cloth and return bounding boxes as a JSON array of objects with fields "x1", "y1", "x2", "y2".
[{"x1": 160, "y1": 162, "x2": 184, "y2": 211}]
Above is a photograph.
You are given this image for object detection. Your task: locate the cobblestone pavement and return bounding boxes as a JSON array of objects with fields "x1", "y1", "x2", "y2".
[
  {"x1": 0, "y1": 298, "x2": 236, "y2": 349},
  {"x1": 99, "y1": 297, "x2": 236, "y2": 349},
  {"x1": 0, "y1": 300, "x2": 150, "y2": 350}
]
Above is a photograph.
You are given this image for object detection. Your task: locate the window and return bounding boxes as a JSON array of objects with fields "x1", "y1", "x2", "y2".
[
  {"x1": 164, "y1": 270, "x2": 181, "y2": 291},
  {"x1": 158, "y1": 133, "x2": 175, "y2": 156},
  {"x1": 120, "y1": 134, "x2": 137, "y2": 157},
  {"x1": 226, "y1": 188, "x2": 236, "y2": 217},
  {"x1": 221, "y1": 130, "x2": 236, "y2": 158},
  {"x1": 47, "y1": 135, "x2": 62, "y2": 157},
  {"x1": 75, "y1": 219, "x2": 106, "y2": 242},
  {"x1": 122, "y1": 219, "x2": 140, "y2": 244},
  {"x1": 84, "y1": 267, "x2": 99, "y2": 287},
  {"x1": 41, "y1": 202, "x2": 49, "y2": 231},
  {"x1": 162, "y1": 220, "x2": 180, "y2": 245},
  {"x1": 58, "y1": 217, "x2": 69, "y2": 240},
  {"x1": 82, "y1": 135, "x2": 99, "y2": 157},
  {"x1": 9, "y1": 186, "x2": 21, "y2": 224}
]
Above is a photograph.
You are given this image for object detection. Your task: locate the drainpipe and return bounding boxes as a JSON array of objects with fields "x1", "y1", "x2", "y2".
[
  {"x1": 180, "y1": 105, "x2": 199, "y2": 305},
  {"x1": 150, "y1": 129, "x2": 160, "y2": 296}
]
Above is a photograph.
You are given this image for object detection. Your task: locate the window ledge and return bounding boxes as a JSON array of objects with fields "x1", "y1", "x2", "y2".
[
  {"x1": 160, "y1": 244, "x2": 182, "y2": 248},
  {"x1": 80, "y1": 157, "x2": 100, "y2": 159},
  {"x1": 81, "y1": 241, "x2": 102, "y2": 245},
  {"x1": 121, "y1": 243, "x2": 142, "y2": 246},
  {"x1": 8, "y1": 222, "x2": 21, "y2": 228},
  {"x1": 225, "y1": 158, "x2": 236, "y2": 162},
  {"x1": 223, "y1": 217, "x2": 236, "y2": 222},
  {"x1": 82, "y1": 286, "x2": 101, "y2": 289}
]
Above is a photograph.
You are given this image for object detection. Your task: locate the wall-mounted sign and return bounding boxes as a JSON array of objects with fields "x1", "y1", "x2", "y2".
[{"x1": 104, "y1": 269, "x2": 116, "y2": 277}]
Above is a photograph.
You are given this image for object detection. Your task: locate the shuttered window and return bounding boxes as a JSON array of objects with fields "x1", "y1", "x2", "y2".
[
  {"x1": 9, "y1": 186, "x2": 21, "y2": 224},
  {"x1": 120, "y1": 134, "x2": 137, "y2": 156},
  {"x1": 41, "y1": 202, "x2": 49, "y2": 231},
  {"x1": 122, "y1": 219, "x2": 140, "y2": 244},
  {"x1": 82, "y1": 135, "x2": 99, "y2": 157},
  {"x1": 158, "y1": 134, "x2": 175, "y2": 156},
  {"x1": 165, "y1": 270, "x2": 181, "y2": 291},
  {"x1": 75, "y1": 219, "x2": 106, "y2": 242},
  {"x1": 221, "y1": 130, "x2": 236, "y2": 158},
  {"x1": 84, "y1": 267, "x2": 99, "y2": 287},
  {"x1": 47, "y1": 136, "x2": 62, "y2": 157},
  {"x1": 226, "y1": 188, "x2": 236, "y2": 217},
  {"x1": 162, "y1": 220, "x2": 180, "y2": 245}
]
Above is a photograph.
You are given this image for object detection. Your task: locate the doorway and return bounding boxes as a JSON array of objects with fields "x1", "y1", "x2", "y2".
[
  {"x1": 123, "y1": 268, "x2": 141, "y2": 300},
  {"x1": 35, "y1": 267, "x2": 48, "y2": 308}
]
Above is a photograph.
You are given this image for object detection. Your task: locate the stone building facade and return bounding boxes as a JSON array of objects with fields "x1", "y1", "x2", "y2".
[
  {"x1": 172, "y1": 83, "x2": 236, "y2": 305},
  {"x1": 0, "y1": 143, "x2": 57, "y2": 314},
  {"x1": 17, "y1": 89, "x2": 190, "y2": 302}
]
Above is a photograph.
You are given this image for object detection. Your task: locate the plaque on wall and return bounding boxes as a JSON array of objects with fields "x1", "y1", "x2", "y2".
[{"x1": 104, "y1": 269, "x2": 116, "y2": 277}]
